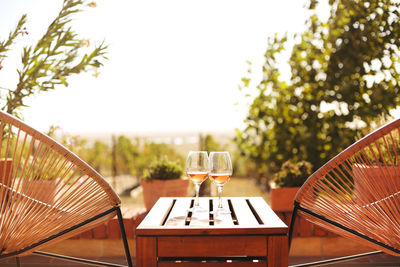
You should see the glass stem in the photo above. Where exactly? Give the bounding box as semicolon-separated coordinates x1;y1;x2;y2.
217;185;223;209
194;183;200;207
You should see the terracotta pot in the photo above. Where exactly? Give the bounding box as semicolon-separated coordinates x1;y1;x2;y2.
270;187;300;212
21;178;62;205
353;164;400;205
0;158;13;187
141;178;189;211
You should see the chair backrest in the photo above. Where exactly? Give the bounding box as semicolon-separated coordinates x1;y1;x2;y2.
295;118;400;256
0;110;120;257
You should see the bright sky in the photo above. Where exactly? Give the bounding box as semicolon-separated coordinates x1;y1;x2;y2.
0;0;313;134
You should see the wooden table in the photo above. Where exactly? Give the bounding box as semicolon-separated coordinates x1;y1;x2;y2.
136;197;288;267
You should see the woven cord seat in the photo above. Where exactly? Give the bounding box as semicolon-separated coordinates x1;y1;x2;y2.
0;110;132;266
289;118;400;265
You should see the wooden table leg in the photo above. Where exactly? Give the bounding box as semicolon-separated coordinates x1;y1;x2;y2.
268;235;288;267
136;236;157;267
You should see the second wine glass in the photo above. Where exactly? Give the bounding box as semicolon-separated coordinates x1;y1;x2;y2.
186;151;209;211
209;151;232;214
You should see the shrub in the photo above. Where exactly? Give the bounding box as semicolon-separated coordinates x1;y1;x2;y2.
143;158;183;181
273;161;313;188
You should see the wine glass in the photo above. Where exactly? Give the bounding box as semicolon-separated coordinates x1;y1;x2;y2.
186;151;209;211
209;151;232;214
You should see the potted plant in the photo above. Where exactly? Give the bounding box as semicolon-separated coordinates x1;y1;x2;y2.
21;132;83;204
270;160;313;212
351;118;400;204
352;145;400;205
21;161;64;205
141;158;189;211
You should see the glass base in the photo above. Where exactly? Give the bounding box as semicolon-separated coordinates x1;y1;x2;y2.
210;207;231;215
188;205;207;212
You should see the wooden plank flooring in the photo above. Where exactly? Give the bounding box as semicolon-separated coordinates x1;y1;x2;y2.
2;253;400;266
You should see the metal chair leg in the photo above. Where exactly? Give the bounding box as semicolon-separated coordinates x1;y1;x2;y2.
288;202;299;250
116;207;133;267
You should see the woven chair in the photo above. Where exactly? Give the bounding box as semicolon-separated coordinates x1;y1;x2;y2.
0;110;132;267
289;118;400;266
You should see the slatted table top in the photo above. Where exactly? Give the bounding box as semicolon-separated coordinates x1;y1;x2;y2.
136;197;288;236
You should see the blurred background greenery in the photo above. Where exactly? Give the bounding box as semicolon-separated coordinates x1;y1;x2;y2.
1;0;400;206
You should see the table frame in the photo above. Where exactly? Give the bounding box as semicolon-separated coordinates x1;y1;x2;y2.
136;197;288;267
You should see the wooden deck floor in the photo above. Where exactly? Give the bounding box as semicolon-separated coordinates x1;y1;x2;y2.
291;253;400;266
1;253;400;266
0;254;130;267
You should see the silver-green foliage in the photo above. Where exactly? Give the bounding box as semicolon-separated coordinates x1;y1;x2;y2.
0;0;107;117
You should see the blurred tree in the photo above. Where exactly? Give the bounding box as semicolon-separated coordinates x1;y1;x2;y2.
115;135;139;176
84;140;111;174
201;134;223;152
236;0;400;182
44;129;186;186
115;135;184;180
138;142;184;177
0;0;107;117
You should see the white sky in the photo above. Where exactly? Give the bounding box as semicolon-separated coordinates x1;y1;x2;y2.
0;0;313;134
